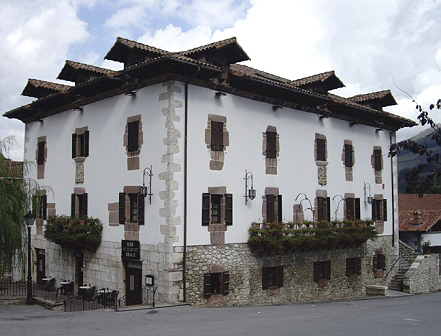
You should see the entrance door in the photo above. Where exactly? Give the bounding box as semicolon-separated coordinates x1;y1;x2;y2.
125;266;142;306
74;253;84;291
36;249;45;285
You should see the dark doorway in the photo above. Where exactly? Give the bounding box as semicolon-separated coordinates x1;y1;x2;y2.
36;249;45;285
74;252;84;291
125;263;142;306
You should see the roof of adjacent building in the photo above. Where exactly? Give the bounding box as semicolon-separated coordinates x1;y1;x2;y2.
3;37;416;131
399;194;441;232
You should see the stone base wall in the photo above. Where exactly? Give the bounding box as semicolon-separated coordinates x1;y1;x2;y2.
186;236;397;306
32;236;183;303
403;254;440;294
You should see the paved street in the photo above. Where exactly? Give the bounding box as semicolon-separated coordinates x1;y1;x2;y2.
1;292;441;336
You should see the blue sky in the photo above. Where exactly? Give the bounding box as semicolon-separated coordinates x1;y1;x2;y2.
1;0;441;160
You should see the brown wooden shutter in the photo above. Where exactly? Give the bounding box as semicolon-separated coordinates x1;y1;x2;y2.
81;193;87;217
203;274;212;298
379;255;386;270
222;271;230;295
71;194;76;217
317;197;325;222
326;197;331;222
84;131;89;157
211;121;223;151
266;131;277;158
313;262;319;282
262;267;269;289
127;121;139;152
355;198;361;220
383;199;387;221
277;266;284;288
372;200;377;221
225;194;233;226
72;133;77;158
42;195;47;220
346;198;355;220
266;194;275;223
374;149;382;171
346;258;352;277
317;138;326;161
326;260;331;280
277;195;283;223
373;255;378;272
344;144;353;167
137;193;145;225
202;193;210;226
119;192;126;224
357;257;361;275
37;141;45;165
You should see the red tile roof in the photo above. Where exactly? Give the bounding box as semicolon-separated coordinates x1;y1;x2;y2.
399;194;441;231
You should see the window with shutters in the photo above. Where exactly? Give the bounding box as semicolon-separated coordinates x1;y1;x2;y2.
37;141;45;165
119;191;145;225
315;134;327;185
316;138;326;161
211;121;223;151
124;115;143;170
342;141;355;181
263;126;279;175
372;198;387;221
203;271;229;298
202;193;233;226
373;255;386;271
206;115;229;171
262;266;283;289
373;149;382;171
71;193;87;218
344;144;353;167
265;194;283;223
36;136;46;179
127;121;139;152
346;257;361;277
345;197;360;220
314;260;331;282
372;146;383;184
72;127;89;158
266;131;277;159
316;196;330;222
33;195;47;220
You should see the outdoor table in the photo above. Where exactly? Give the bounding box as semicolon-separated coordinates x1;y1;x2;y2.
60;281;71;285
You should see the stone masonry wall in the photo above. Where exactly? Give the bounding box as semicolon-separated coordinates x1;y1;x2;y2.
403;254;440;294
186;236;396;306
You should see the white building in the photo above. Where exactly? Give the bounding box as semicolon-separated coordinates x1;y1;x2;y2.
4;37;415;306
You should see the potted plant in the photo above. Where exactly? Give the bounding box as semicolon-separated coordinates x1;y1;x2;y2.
422;240;431;254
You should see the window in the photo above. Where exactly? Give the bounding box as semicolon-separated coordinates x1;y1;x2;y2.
265;194;282;223
317;197;330;222
37;141;45;165
345;197;360;220
33;195;47;220
373;149;382;171
316;138;326;161
346;257;361;277
71;193;87;218
202;193;233;226
373;255;386;272
313;260;331;282
262;266;283;289
372;199;387;221
72;130;89;158
211;121;224;151
266;131;277;158
119;192;144;225
203;272;229;298
344;144;353;167
127;121;139;152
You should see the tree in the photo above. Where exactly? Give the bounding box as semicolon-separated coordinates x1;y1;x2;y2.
0;136;31;278
389;99;441;194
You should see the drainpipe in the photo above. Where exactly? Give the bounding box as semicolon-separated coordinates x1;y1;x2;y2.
183;67;200;302
390;131;396;247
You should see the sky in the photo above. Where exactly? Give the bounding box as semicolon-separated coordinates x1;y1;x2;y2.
1;0;441;160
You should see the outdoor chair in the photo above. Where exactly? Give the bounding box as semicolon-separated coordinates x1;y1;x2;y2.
60;281;74;296
44;278;56;292
84;286;96;301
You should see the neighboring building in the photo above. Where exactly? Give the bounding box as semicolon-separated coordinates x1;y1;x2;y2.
399;194;441;252
3;37;415;305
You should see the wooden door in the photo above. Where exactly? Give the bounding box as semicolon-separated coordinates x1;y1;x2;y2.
125;266;142;306
36;249;45;284
75;253;84;290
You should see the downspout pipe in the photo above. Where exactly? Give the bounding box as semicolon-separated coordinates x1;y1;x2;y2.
183;66;200;302
390;131;396;247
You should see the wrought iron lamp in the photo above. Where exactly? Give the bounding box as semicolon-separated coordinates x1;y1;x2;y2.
364;182;372;206
24;211;36;305
244;170;256;205
141;166;153;204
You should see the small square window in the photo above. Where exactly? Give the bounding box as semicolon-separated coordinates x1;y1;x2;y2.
346;257;361;277
203;271;229;298
313;260;331;282
262;266;283;289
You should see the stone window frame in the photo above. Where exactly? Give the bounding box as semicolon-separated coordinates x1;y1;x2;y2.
342;140;355;181
262;187;282;223
313;260;331;287
124;115;143;171
36;136;47;179
262;260;283;291
315;190;330;222
71;187;87;218
346;257;361;282
72;126;89;159
371;194;387;234
203;264;229;300
372;146;383;184
202;187;233;245
262;126;279;175
315;133;328;185
205;115;229;171
344;193;360;220
119;186;145;225
33;193;47;221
